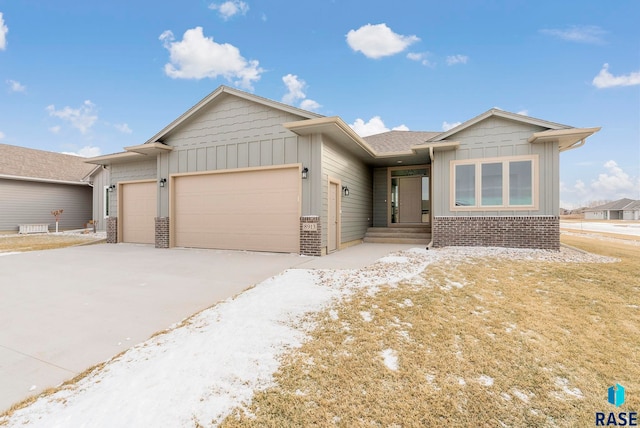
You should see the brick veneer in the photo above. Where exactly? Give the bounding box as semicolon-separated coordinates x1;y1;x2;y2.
432;216;560;250
300;216;322;256
106;217;117;243
155;217;170;249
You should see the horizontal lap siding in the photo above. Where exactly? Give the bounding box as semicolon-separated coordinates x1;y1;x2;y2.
0;179;92;231
158;95;313;218
322;138;373;245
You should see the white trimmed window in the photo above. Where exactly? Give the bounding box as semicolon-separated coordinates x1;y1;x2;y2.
451;155;538;210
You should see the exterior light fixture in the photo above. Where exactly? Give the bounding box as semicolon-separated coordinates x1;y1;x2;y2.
108;184;116;192
342;186;350;197
302;167;309;179
159;178;167;187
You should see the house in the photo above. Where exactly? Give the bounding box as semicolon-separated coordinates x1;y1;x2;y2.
86;85;599;254
0;143;103;232
585;198;640;220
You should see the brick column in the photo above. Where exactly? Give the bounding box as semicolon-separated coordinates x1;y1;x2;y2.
106;217;117;243
155;217;170;249
300;216;321;256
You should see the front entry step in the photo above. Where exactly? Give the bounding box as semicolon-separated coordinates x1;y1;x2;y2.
363;227;431;245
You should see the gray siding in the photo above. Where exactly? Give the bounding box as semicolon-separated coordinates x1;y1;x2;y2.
156;94;319;218
321;137;373;247
109;158;157;216
0;178;92;231
90;167;110;231
433;117;558;216
372;167;388;227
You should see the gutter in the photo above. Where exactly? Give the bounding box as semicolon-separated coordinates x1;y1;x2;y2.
0;174;92;186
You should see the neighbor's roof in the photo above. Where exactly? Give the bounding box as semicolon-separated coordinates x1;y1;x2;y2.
363;131;441;153
585;198;640;211
0;143;97;185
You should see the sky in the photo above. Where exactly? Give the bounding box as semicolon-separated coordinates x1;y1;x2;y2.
0;0;638;209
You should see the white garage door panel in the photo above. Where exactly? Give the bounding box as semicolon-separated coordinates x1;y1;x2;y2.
174;167;299;253
121;181;156;244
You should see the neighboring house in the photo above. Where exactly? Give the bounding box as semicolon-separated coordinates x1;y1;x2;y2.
585;198;640;220
87;85;599;254
0;143;102;232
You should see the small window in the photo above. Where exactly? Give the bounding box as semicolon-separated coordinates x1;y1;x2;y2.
451;155;537;210
103;186;110;218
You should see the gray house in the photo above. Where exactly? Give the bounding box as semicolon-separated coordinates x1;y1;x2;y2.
87;86;599;254
0;143;100;232
585;198;640;220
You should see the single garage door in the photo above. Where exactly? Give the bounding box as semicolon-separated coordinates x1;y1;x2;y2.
173;166;300;253
121;181;157;244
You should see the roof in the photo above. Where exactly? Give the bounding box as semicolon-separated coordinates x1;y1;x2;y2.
363;131;440;153
144;85;324;146
0;143;96;185
585;198;640;211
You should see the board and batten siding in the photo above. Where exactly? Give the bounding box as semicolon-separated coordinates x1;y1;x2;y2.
321;137;373;247
156;94;320;218
372;167;388;227
90;167;110;231
0;178;92;231
109;158;157;216
433;117;559;217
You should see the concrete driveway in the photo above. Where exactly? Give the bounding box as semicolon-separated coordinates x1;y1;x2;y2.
0;242;418;411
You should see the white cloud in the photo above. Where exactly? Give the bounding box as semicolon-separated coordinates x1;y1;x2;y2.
540;25;606;44
49;126;61;134
346;23;419;59
446;54;468;65
7;79;25;92
114;123;132;134
442;121;461;131
592;63;640;89
0;12;7;51
350;116;408;137
160;27;263;90
61;146;102;158
406;52;432;67
516;109;529;116
564;160;640;205
46;100;98;134
209;1;249;20
0;131;5;140
281;74;321;112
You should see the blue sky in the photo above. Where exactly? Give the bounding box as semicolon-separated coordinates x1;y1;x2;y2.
0;0;638;208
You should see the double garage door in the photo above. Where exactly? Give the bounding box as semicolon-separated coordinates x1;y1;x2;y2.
173;167;300;253
121;167;300;253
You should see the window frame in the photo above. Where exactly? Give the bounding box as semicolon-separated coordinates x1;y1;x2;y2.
450;154;538;211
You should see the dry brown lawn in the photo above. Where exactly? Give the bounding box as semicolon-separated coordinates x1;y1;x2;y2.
0;234;104;253
221;236;639;427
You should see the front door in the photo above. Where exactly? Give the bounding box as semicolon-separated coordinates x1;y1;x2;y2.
398;176;422;223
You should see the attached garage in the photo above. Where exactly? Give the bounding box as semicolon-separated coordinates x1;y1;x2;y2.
171;165;300;253
119;180;157;244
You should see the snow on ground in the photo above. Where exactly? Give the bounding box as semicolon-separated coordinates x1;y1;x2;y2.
561;221;640;237
0;245;615;427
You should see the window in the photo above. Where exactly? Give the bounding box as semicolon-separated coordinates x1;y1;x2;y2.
451;155;537;210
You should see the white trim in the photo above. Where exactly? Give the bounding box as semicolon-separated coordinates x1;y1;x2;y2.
449;154;539;212
0;173;92;187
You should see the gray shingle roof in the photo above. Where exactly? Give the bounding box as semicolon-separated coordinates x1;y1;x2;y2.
0;143;97;183
363;131;441;153
586;198;640;211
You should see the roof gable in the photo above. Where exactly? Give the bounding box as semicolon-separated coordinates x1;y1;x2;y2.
428;108;571;142
0;143;96;184
144;85;324;145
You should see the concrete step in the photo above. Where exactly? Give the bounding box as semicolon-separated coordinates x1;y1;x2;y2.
363;237;431;245
365;232;431;239
366;227;431;234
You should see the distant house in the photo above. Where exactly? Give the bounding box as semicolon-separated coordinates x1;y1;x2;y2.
585;198;640;220
87;85;599;254
0;143;108;232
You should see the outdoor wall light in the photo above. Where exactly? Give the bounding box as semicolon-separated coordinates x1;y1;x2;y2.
159;178;167;187
108;184;116;192
301;167;309;179
342;186;350;197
